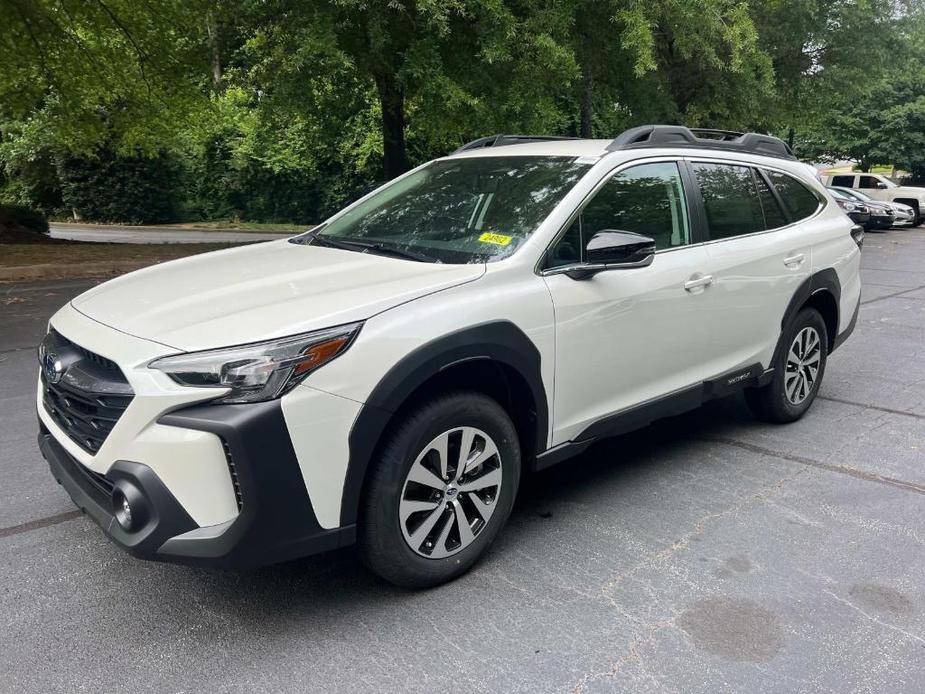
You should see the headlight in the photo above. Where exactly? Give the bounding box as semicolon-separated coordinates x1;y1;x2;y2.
842;202;857;212
149;323;362;404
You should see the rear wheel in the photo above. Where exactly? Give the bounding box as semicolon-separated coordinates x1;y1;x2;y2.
359;392;520;588
746;308;828;423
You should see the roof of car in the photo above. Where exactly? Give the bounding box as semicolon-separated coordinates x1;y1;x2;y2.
449;139;614;158
448;126;799;162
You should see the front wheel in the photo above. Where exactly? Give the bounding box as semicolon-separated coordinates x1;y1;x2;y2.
908;201;921;226
745;308;828;423
358;392;521;588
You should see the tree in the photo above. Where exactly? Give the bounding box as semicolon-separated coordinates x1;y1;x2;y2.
2;0;924;223
0;0;207;153
792;2;925;168
751;0;910;148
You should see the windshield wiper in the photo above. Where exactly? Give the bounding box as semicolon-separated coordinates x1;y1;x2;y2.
305;233;361;252
308;233;435;263
354;242;436;263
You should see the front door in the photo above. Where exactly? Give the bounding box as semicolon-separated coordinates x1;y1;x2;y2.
542;160;714;445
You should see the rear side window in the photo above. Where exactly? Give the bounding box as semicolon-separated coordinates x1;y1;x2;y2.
754;175;788;229
766;171;821;221
692;163;765;239
831;175;855;187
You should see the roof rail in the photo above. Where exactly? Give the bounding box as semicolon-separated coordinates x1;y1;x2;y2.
606;125;796;161
452;134;581;155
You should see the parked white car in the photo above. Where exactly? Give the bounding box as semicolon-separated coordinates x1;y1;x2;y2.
824;172;925;225
38;126;862;587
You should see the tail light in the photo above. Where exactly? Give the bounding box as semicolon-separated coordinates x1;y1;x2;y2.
850;224;864;249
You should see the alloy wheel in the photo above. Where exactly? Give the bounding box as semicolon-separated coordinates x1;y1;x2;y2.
398;426;503;559
785;326;822;405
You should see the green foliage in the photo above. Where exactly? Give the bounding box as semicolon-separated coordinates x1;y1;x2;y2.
0;0;923;224
795;6;925;169
58;149;179;224
0;204;50;235
0;149;62;214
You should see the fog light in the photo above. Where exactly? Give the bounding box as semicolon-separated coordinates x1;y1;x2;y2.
113;490;134;530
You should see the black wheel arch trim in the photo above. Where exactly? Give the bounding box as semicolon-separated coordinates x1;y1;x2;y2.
774;268;841;364
340;320;548;527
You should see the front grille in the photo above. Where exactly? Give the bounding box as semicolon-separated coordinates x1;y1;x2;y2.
71;343;120;372
40;330;134;454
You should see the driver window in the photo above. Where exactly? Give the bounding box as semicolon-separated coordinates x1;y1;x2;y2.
859;175;881;189
547;162;690;268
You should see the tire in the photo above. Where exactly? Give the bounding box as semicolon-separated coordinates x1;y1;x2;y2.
358;391;521;588
745;308;828;423
898;200;922;226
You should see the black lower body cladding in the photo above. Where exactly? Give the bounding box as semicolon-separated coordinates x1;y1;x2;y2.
38;400;355;568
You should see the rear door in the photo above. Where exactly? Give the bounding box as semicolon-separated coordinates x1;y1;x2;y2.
689;160;818;377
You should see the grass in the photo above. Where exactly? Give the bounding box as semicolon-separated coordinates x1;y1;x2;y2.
0;241;256;281
0;242;243;266
184;220;312;232
821;164;906;178
48;219;311;233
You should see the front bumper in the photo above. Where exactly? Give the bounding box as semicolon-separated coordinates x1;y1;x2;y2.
39;399;356;568
866;213;895;230
848;211;871;226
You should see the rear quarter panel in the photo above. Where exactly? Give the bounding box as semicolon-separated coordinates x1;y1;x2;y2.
810;206;862;334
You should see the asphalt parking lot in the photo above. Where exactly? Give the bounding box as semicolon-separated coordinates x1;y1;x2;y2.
1;230;924;693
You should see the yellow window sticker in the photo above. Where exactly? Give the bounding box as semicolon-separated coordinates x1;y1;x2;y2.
478;232;513;246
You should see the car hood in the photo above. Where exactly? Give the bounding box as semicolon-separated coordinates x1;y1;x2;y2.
71;240;485;351
892;186;925;197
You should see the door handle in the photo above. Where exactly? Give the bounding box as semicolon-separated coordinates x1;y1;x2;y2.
684;274;714;292
783;253;805;267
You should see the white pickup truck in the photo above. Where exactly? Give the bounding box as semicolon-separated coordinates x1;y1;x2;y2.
824;172;925;225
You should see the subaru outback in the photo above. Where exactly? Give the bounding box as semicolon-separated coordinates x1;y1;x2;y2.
37;125;862;587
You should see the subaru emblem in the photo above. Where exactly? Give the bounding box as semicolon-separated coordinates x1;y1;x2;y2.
44;352;64;384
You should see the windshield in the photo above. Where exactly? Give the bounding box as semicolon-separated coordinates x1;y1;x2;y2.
845;189;872;202
832;188;868;202
302;156;590;264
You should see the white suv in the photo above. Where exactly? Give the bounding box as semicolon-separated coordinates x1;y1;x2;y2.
824;172;925;225
37;126;862;587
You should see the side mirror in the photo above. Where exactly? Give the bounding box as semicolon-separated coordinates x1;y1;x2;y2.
586;230;656;265
877;182;888;189
550;230;655;280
